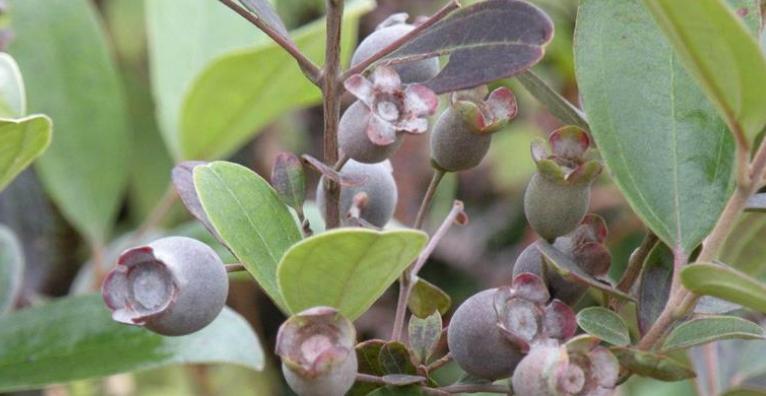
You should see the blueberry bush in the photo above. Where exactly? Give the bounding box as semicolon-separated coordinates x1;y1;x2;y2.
0;0;765;395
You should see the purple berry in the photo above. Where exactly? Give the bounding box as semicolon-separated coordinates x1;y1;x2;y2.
102;236;228;336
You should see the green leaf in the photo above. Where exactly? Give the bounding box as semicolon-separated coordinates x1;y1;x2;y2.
722;213;766;280
146;0;259;158
516;70;589;131
9;0;131;243
378;341;417;375
408;311;442;364
638;242;674;334
0;115;52;192
0;53;26;117
662;316;765;352
576;307;631;346
270;152;306;214
0;225;23;315
681;263;766;313
278;228;427;320
407;277;452;319
642;0;766;141
537;240;635;301
574;0;738;254
611;347;696;381
367;386;423;396
179;0;373;160
0;295;263;392
194;161;301;312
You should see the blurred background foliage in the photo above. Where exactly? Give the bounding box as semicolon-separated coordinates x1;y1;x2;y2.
0;0;763;395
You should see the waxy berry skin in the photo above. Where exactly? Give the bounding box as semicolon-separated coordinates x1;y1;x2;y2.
316;160;398;228
101;236;228;336
513;241;587;306
524;172;590;241
430;107;492;172
339;100;404;164
447;288;524;380
351;23;439;84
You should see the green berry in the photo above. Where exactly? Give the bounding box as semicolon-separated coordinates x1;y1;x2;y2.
447;289;524;380
512;241;587;306
339;101;404;163
430;106;492;172
316;160;398;227
524;172;590;241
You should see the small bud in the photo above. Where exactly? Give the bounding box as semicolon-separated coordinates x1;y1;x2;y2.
530;126;602;186
102;237;228;336
277;307;358;396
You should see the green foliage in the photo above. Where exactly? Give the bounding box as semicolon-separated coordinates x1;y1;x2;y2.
0;115;52;192
643;0;766;141
277;228;427;320
408;278;452;319
516;70;589;130
408;311;442;364
0;295;263;392
611;347;696;381
722;213;766;280
194;161;302;312
576;307;631;346
662;316;765;352
638;242;673;334
574;0;740;254
9;0;131;244
179;0;373;160
681;263;766;313
0;225;23;315
0;54;26;117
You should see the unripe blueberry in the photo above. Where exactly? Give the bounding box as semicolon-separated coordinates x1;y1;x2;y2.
277;307;358;396
447;288;525;380
513;241;587;306
350;15;439;83
511;341;566;396
339;101;404;163
102;236;228;336
430;86;518;172
524;172;590;241
316;160;398;228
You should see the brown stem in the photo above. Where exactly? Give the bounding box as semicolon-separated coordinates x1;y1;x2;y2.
321;0;344;229
355;373;388;385
217;0;321;84
334;152;350;171
426;352;452;372
424;384;509;395
392;201;465;341
225;263;246;273
414;169;447;230
340;0;460;80
616;231;659;293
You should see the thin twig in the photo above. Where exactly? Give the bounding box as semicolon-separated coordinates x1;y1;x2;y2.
426;352;452;372
225;263;246;273
616;231;658;293
321;0;345;229
340;0;461;80
334;152;350;171
392;201;466;341
424;383;509;395
217;0;321;84
355;373;387;385
414;169;447;230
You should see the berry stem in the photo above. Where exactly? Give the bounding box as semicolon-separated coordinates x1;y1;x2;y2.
340;0;461;80
217;0;321;84
638;136;766;350
321;0;345;229
225;263;246;273
414;169;447;230
422;384;509;395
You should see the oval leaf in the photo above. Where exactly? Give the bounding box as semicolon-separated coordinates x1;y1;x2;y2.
642;0;766;141
9;0;131;243
0;295;263;392
271;152;306;213
0;225;23;315
576;307;631;346
194;161;302;312
611;347;696;381
407;277;452;319
277;228;427;320
638;243;674;334
179;0;373;160
681;263;766;313
574;0;737;254
721;213;766;280
516;70;590;131
0;115;52;192
0;53;25;117
378;341;417;375
538;240;635;301
408;311;442;364
388;0;554;94
662;316;765;352
238;0;291;39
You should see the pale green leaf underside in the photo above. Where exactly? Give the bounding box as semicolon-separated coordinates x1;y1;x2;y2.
278;228;427;320
194;161;302;312
643;0;766;141
9;0;131;243
574;0;746;253
682;263;766;313
179;0;374;160
0;53;26;118
0;115;52;192
721;213;766;281
0;225;24;315
0;295;263;392
576;306;631;346
662;316;765;352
